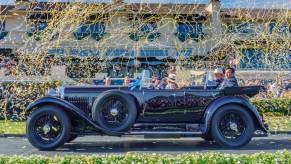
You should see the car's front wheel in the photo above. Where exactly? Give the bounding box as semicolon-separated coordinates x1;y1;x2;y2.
211;104;254;148
26;106;71;150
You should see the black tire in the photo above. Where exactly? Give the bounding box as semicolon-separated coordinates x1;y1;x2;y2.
67;134;78;142
26;106;71;150
211;104;254;148
92;91;137;132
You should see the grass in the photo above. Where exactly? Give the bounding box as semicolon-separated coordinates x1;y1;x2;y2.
0;117;290;135
0;120;25;135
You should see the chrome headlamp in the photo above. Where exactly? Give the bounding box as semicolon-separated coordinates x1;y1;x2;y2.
47;86;64;98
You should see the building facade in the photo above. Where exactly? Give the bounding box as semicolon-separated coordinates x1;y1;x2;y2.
0;0;290;81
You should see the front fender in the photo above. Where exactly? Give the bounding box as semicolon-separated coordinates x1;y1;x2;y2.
27;96;77;113
26;96;121;136
202;96;268;134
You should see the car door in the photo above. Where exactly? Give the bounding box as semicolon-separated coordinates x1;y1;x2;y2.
138;89;186;123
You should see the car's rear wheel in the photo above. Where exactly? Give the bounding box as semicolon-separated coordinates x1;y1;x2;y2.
211;104;254;148
92;91;137;132
26;106;71;150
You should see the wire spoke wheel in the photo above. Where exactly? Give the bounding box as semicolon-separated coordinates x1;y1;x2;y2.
99;96;129;129
33;113;63;144
211;105;255;148
218;112;246;140
27;106;71;150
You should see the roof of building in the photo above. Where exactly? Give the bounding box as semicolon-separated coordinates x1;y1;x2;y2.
0;0;290;21
1;0;290;9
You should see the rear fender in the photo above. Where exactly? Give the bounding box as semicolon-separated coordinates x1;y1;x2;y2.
202;96;268;134
26;96;121;136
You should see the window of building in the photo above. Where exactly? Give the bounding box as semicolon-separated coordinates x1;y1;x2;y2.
277;24;289;35
73;24;90;40
268;21;276;34
227;22;255;35
70;48;100;57
140;49;168;57
239;49;290;70
175;22;204;42
239;49;265;69
268;22;290;35
129;23;161;42
0;20;8;40
27;21;48;40
48;48;100;57
106;49;134;57
128;14;161;42
176;49;192;58
73;22;106;41
48;48;65;55
266;52;291;70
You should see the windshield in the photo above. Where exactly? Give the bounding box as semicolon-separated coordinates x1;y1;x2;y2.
191;71;218;88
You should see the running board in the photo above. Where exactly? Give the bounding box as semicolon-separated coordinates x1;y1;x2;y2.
132;123;202;132
125;131;203;138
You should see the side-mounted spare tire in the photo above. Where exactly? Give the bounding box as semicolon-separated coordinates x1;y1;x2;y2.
92;90;137;132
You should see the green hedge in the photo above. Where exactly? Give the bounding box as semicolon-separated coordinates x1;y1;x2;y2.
251;98;291;116
0;81;290;120
0;81;61;120
0;151;290;163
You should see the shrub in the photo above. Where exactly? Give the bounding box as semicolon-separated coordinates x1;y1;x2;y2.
251;98;291;116
0;81;61;120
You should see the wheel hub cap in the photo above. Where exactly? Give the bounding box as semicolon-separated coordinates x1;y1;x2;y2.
229;122;238;132
110;108;118;116
43;124;51;134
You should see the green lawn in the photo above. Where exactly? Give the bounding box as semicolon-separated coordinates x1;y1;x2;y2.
0;120;25;134
0;117;290;134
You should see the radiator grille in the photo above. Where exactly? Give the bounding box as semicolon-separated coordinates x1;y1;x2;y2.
65;97;94;117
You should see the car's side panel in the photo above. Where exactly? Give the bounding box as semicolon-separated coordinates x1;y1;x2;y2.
202;96;268;133
133;89;222;123
26;96;122;135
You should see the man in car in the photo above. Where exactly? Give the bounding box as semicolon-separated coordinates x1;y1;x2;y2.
213;68;224;88
158;78;167;89
148;76;161;89
218;67;238;89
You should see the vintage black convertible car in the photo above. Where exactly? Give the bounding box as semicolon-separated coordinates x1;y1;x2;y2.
26;77;268;150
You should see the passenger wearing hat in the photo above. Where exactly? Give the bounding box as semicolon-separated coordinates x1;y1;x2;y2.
165;73;178;89
213;67;225;88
